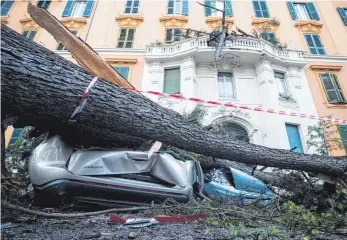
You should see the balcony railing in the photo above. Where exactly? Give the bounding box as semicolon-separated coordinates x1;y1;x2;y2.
146;36;304;60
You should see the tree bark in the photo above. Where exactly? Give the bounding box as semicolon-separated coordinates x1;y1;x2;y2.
1;25;347;176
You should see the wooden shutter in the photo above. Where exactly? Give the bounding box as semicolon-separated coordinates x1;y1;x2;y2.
338;8;347;25
182;0;188;15
167;0;174;14
163;68;180;94
113;67;129;80
83;0;94;17
331;74;346;102
306;2;319;20
253;1;262;18
225;0;233;17
285;124;304;153
62;0;74;17
319;73;340;103
165;29;173;43
1;0;14;16
133;0;139;13
304;34;325;55
337;125;347;154
286;1;297;20
204;0;211;16
37;1;51;10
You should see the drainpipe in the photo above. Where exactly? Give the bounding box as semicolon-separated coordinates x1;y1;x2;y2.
84;0;99;43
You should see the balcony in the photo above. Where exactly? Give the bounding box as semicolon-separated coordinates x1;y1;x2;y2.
146;36;306;66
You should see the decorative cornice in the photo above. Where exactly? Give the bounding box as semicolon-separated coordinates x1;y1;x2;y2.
251;17;280;32
19;17;39;28
159;15;188;27
310;65;342;71
115;15;144;27
205;16;234;30
294;20;323;34
60;17;87;29
105;58;138;65
0;16;9;25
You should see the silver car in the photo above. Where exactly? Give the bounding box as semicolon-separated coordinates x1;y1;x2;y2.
29;135;204;207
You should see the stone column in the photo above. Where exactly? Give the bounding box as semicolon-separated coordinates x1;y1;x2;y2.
180;56;196;97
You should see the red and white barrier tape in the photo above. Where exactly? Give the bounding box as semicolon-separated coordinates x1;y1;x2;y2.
126;88;347;124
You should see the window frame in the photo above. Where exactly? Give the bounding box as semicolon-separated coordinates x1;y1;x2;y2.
1;0;14;16
70;0;88;18
37;0;52;10
165;28;182;44
304;34;326;55
217;72;235;99
293;3;310;20
319;73;346;105
124;0;139;14
56;30;78;50
260;32;277;45
112;66;130;81
337;125;347;154
117;28;136;48
167;0;188;15
163;67;181;94
22;29;38;41
252;0;270;18
274;71;290;98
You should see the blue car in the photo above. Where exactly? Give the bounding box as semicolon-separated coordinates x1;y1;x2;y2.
203;167;274;205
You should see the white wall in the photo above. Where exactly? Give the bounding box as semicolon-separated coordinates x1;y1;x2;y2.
143;55;319;154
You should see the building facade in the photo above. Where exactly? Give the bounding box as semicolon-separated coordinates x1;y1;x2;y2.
1;0;347;155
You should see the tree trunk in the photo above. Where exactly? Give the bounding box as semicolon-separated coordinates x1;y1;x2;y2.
1;25;347;176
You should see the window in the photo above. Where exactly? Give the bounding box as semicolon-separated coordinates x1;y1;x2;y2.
218;72;234;99
213;122;249;142
260;32;277;45
1;0;14;16
8;128;23;145
165;28;182;44
167;0;188;15
22;30;37;41
205;0;233;17
113;67;130;80
252;0;270;18
304;34;325;55
125;0;139;14
337;7;347;25
274;72;289;98
62;0;94;18
117;28;135;48
285;124;303;153
337;125;347;154
287;2;319;21
163;68;180;94
37;1;52;10
57;30;78;50
319;73;346;104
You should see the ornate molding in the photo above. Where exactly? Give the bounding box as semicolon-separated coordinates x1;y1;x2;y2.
251;17;280;32
105;58;138;65
115;15;144;27
310;65;342;71
60;17;87;29
19;17;39;28
294;20;323;34
205;16;234;30
0;16;9;25
159;15;188;27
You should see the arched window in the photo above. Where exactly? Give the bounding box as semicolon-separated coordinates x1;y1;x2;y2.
213;122;249;142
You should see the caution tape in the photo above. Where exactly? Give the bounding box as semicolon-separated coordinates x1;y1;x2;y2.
126;88;347;124
69;76;98;123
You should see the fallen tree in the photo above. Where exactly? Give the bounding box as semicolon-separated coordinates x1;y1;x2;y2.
1;25;347;176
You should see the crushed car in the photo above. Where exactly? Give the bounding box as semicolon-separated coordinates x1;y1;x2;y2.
29;135;273;207
203;168;274;205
